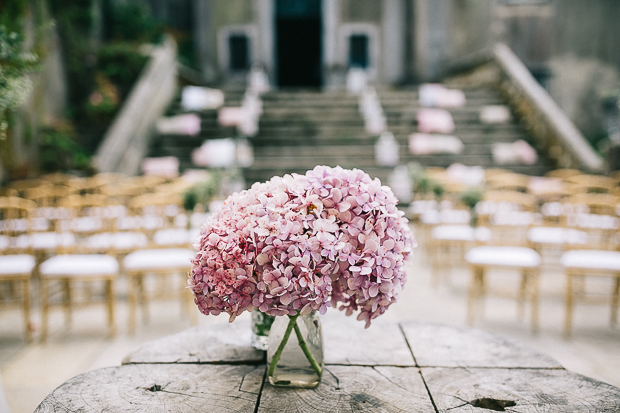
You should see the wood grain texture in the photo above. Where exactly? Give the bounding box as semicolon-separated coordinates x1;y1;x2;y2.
35;364;264;413
422;366;620;412
322;311;415;366
401;321;561;368
258;365;434;412
122;319;264;364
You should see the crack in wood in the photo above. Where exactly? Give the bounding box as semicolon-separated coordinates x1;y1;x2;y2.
238;366;261;395
371;367;411;393
399;323;439;413
253;364;267;413
324;367;341;390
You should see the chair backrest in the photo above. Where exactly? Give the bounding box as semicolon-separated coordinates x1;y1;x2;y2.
39;172;79;185
0;197;36;255
565;174;615;194
477;190;538;219
563;193;620;249
565;193;619;215
100;181;146;204
7;179;53;197
544;168;582;180
486;172;530;193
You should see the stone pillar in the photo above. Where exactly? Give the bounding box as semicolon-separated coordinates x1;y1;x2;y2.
194;0;217;83
382;0;405;85
323;0;340;89
414;0;450;81
256;0;275;85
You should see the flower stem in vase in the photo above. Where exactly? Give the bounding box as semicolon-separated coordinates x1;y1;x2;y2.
293;320;322;376
267;314;299;378
267;312;324;388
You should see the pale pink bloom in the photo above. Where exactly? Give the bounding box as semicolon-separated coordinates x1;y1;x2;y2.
189;166;415;327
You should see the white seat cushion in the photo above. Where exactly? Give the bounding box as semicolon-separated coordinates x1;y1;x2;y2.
0;255;36;275
40;254;119;277
465;246;541;268
123;248;195;271
30;232;76;250
153;228;192;246
561;250;620;272
432;225;491;242
527;227;587;245
432;225;475;241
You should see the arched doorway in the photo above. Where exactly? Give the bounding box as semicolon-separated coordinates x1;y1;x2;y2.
275;0;322;88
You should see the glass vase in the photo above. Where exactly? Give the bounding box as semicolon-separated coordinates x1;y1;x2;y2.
251;310;275;350
267;311;323;388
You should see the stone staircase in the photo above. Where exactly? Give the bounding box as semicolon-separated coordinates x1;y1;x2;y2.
245;86;553;184
147;85;555;185
246;90;376;183
146;87;245;171
379;87;553;175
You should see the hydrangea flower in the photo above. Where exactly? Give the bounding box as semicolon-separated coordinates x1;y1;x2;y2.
188;165;415;328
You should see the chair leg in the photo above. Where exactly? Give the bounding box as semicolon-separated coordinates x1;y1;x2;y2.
467;266;483;325
139;274;149;324
128;274;137;335
41;278;49;343
106;279;116;338
22;277;32;343
611;275;620;327
518;271;527;321
564;273;574;339
529;270;540;334
62;279;72;327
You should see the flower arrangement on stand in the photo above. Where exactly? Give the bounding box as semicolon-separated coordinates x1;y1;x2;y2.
189;165;415;388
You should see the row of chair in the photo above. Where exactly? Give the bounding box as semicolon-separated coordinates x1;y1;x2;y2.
0;173;210;343
417;167;620;209
419;197;619;337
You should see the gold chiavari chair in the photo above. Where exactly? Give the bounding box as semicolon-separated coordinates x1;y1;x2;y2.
545;168;582;180
38;194;120;341
0;196;37;342
565;174;616;194
121;192;196;333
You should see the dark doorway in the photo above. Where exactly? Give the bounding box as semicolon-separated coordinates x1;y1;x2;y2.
349;34;369;69
276;0;322;88
229;34;250;71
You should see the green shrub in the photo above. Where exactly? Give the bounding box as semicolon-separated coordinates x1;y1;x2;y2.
97;42;148;99
39;124;91;173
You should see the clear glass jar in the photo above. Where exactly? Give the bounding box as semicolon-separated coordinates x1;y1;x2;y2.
266;311;323;388
251;310;275;350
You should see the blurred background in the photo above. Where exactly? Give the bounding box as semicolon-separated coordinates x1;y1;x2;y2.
1;0;620;412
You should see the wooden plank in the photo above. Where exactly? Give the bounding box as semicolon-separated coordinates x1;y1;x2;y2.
35;364;265;413
400;321;561;368
322;311;415;366
258;366;434;412
422;367;620;412
122;320;264;364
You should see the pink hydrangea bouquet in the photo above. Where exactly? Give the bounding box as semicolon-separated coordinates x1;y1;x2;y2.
189;165;415;383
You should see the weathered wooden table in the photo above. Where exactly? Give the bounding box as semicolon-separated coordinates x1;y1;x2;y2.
36;312;620;412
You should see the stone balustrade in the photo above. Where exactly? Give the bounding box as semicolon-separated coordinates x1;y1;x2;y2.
493;43;605;173
94;36;178;175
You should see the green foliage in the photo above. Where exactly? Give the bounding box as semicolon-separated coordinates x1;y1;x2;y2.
84;73;119;121
0;25;39;139
105;0;163;44
432;181;445;200
97;42;148;99
459;188;485;210
252;312;276;337
0;0;29;32
39;124;91;173
183;172;223;211
48;0;97;117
